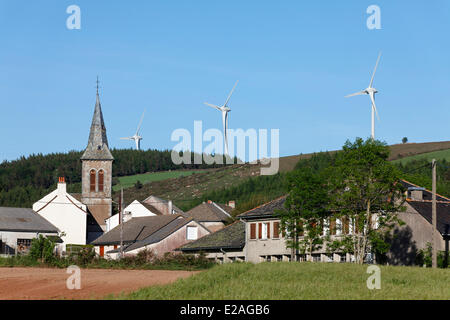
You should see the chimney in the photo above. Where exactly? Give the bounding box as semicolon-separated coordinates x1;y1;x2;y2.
228;200;236;209
168;200;173;215
57;177;66;195
408;187;424;201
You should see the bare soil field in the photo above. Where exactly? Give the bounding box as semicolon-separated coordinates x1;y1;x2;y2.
0;267;198;300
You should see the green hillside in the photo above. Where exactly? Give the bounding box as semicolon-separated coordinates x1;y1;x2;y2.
113;170;207;191
393;148;450;165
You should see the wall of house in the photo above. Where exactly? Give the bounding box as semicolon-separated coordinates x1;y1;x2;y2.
201;221;225;233
105;200;156;232
33;183;87;250
0;231;57;255
245;218;291;263
204;250;246;263
387;203;446;265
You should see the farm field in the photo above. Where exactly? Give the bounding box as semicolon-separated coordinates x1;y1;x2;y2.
122;262;450;300
113;170;207;191
0;267;198;300
392;148;450;165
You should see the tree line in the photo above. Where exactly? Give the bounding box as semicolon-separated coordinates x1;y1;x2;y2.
0;149;229;207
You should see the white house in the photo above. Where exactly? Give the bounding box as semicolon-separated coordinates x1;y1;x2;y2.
105;200;160;232
32;177;88;252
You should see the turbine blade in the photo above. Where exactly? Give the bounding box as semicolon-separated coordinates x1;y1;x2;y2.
369;52;382;88
224;80;239;107
369;92;380;121
120;137;134;140
136;109;146;135
204;102;221;110
345;91;366;98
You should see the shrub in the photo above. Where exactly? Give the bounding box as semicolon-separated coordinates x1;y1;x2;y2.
29;235;56;263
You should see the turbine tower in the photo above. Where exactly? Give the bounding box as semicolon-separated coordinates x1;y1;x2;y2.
345;52;382;140
204;80;238;156
120;109;145;150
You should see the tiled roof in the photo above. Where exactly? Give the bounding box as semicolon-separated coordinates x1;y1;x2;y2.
0;207;59;233
81;92;114;161
186;202;231;222
180;221;245;251
122;217;195;252
91;214;182;245
238;196;287;219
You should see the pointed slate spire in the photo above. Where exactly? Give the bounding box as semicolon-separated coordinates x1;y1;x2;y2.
81;81;114;161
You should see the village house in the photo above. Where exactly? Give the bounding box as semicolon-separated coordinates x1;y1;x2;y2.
91;214;210;259
180;180;450;265
185;200;233;232
0;207;60;256
105;199;162;232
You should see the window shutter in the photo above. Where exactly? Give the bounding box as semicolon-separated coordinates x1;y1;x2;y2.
330;218;336;235
267;223;271;239
250;223;256;239
258;223;262;239
343;217;349;234
298;221;304;237
273;222;280;238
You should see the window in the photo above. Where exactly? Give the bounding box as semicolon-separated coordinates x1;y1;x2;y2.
261;222;270;239
17;239;32;254
273;221;280;238
342;217;349;234
330;218;336;235
312;254;321;262
186;226;198;240
90;169;96;192
98;169;104;192
340;254;347;263
250;223;256;240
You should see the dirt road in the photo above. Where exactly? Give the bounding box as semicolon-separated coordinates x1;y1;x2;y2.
0;267;198;299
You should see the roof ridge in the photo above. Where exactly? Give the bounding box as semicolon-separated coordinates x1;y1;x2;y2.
238;195;287;217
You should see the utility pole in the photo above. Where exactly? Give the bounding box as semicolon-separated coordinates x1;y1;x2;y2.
120;188;124;259
432;159;437;268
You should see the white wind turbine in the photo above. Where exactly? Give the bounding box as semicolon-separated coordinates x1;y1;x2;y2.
345;52;382;140
204;80;239;156
120;109;146;150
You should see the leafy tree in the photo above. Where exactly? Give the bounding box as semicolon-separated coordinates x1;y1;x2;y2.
276;168;330;261
327;138;406;264
402;137;408;144
134;180;143;189
29;235;56;263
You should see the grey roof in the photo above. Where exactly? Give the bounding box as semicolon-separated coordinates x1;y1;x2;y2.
91;214;183;246
0;207;59;233
81;92;114;161
186;202;232;222
408;201;450;236
122;217;195;252
401;180;450;202
238;196;287;219
180;221;245;252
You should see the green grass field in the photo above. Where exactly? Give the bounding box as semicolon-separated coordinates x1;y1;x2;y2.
113;170;206;191
393;149;450;165
119;262;450;300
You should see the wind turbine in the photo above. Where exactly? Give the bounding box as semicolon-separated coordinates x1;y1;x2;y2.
345;52;382;140
120;110;145;150
204;80;239;156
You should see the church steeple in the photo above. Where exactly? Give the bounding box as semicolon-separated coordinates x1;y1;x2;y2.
81;79;114;161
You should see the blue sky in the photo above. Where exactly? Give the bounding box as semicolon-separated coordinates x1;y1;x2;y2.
0;1;449;162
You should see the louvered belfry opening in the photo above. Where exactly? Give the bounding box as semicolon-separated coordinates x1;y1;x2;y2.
98;169;104;192
90;169;96;192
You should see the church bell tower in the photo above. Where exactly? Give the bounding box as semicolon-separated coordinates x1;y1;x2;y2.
81;79;114;231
